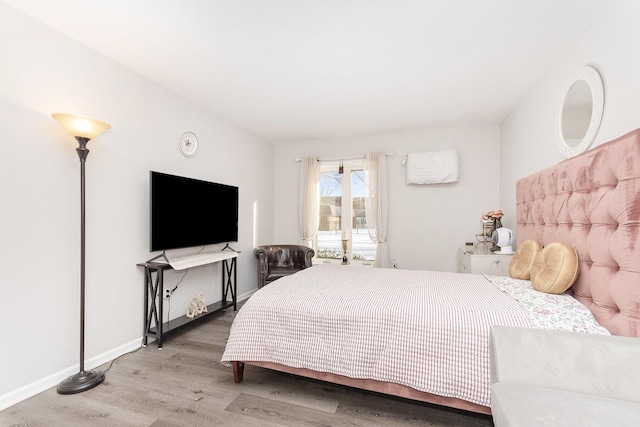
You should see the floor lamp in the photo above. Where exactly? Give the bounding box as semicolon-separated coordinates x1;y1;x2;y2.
52;113;111;395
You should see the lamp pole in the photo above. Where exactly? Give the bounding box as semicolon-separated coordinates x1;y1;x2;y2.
52;113;110;395
77;137;89;375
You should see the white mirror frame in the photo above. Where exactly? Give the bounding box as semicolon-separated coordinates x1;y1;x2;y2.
554;65;604;158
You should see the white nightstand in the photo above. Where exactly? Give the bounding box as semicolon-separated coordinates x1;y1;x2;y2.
458;247;514;276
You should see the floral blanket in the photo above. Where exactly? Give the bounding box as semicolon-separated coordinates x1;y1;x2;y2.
484;275;610;335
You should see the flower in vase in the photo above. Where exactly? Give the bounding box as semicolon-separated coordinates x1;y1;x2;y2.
482;210;504;221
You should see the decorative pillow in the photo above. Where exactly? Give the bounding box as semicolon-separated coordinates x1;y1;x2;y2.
529;242;580;294
509;239;543;279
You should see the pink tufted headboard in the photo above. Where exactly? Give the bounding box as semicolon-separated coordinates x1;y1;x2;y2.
516;128;640;337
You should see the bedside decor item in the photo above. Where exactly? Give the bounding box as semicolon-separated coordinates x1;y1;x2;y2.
476;210;503;252
482;210;504;251
482;210;504;231
52;112;111;395
464;241;475;254
555;65;604;158
492;227;514;254
475;221;493;253
179;131;198;157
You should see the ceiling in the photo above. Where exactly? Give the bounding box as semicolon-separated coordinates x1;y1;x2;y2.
3;0;608;143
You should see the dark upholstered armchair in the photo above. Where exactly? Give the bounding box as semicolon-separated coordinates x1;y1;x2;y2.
254;244;315;288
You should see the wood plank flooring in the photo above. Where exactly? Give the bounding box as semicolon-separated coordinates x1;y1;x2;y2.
0;301;494;426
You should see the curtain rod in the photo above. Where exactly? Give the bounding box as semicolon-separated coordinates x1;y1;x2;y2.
295;153;393;162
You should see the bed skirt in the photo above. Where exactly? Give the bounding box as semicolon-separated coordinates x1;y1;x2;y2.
232;360;491;415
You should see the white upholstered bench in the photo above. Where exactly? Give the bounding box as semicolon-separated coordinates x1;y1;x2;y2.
489;326;640;427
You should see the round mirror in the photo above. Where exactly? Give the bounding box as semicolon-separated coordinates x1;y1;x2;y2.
555;66;604;158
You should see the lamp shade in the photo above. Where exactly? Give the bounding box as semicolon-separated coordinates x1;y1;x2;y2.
52;113;111;140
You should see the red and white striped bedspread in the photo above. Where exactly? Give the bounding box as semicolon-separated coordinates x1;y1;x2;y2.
222;264;536;407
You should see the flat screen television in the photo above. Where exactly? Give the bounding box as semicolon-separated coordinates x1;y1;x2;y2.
149;171;238;252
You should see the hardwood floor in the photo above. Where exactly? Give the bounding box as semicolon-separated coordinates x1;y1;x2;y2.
0;302;494;426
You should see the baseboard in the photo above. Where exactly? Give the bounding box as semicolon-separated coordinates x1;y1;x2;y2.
237;289;256;303
0;337;141;411
0;291;255;412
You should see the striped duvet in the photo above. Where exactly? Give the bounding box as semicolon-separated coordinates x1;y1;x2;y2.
221;264;600;407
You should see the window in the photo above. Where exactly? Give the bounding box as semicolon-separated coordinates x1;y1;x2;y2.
316;160;376;263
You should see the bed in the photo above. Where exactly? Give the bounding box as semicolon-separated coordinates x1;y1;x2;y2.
221;127;640;415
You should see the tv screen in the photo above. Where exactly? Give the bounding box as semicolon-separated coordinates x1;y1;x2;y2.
150;171;238;252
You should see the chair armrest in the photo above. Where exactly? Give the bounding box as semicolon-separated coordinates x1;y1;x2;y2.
490;326;640;403
254;248;269;288
300;246;315;268
254;248;268;273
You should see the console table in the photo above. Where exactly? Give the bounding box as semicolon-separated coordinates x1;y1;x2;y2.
137;252;238;349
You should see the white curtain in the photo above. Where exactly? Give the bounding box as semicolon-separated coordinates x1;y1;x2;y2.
299;156;320;247
364;152;390;268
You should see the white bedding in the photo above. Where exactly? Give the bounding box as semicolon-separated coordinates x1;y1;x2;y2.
221;265;607;407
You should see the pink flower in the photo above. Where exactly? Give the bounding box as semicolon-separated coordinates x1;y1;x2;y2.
482;210;504;221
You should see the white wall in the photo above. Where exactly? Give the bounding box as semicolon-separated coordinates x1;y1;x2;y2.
500;0;640;240
0;4;274;409
273;125;501;272
6;0;639;412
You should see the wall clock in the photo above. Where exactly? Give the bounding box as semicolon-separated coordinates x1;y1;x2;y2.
179;131;199;157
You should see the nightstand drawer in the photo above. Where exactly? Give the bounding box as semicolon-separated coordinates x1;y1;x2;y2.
458;247;513;276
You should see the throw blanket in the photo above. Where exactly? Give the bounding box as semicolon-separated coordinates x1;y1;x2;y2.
222;265;535;407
